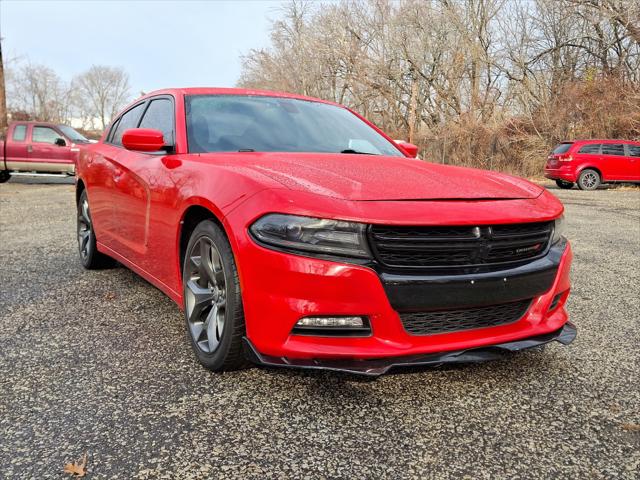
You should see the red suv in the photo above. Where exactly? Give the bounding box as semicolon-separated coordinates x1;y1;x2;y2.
544;139;640;190
75;88;575;376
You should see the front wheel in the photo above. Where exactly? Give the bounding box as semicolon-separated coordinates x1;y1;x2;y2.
577;169;601;190
555;179;574;189
182;220;249;371
0;170;10;183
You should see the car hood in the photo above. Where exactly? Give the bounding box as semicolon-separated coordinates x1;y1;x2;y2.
208;152;543;201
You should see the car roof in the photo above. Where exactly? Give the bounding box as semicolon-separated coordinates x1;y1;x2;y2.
564;139;639;145
138;87;342;107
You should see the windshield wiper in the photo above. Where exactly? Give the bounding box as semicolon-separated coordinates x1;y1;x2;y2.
238;148;255;152
340;149;376;155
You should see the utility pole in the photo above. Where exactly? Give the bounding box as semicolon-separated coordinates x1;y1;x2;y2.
0;39;7;135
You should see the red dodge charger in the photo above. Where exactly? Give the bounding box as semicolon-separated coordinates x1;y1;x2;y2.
76;88;575;376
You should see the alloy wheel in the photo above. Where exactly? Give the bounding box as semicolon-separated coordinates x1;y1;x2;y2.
185;237;227;354
581;172;598;189
78;198;92;259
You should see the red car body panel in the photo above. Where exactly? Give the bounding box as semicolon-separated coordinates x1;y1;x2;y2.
77;88;573;364
1;121;81;174
544;139;640;183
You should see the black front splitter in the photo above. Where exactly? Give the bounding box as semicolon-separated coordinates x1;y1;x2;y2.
243;322;577;377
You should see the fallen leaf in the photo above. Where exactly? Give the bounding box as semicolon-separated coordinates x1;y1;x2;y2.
621;423;640;432
104;292;117;300
63;452;87;477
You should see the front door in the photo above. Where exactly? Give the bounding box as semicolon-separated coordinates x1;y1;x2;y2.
28;125;73;171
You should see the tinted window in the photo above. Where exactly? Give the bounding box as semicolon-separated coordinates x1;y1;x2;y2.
629;145;640;158
552;143;573;154
578;144;600;154
139;98;175;145
111;103;145;146
185;95;403;156
13;125;27;141
602;144;625;156
32;127;61;144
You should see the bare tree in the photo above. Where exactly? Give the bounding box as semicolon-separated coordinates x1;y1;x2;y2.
73;65;131;130
7;63;72;123
0;40;7;134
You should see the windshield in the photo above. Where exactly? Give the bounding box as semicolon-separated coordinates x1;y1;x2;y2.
58;125;89;143
185;95;404;156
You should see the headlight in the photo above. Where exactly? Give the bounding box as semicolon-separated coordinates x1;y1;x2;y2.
552;215;566;244
250;214;372;258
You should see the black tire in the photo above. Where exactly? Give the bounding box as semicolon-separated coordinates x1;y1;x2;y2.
555;179;574;189
577;169;601;190
77;190;115;269
0;170;10;183
182;220;250;371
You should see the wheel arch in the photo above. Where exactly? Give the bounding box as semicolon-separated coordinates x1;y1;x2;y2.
76;178;86;205
177;202;232;282
578;165;602;180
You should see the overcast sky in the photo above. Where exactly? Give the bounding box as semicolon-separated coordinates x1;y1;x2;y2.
0;0;284;95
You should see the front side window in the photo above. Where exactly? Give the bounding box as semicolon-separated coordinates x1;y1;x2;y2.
185;95;404;156
629;145;640;158
578;144;601;154
13;125;27;141
110;103;146;146
139;98;175;145
32;126;62;144
602;144;624;156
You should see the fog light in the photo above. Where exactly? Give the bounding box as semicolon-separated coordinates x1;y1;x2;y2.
292;316;371;336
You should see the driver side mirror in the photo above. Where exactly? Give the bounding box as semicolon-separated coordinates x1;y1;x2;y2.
395;140;419;158
122;128;165;152
55;137;66;147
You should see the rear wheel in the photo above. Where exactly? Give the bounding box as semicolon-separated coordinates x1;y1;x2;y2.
77;190;114;269
0;170;10;183
555;180;574;189
577;169;601;190
182;220;249;371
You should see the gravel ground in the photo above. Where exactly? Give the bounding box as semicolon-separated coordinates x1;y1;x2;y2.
1;176;639;479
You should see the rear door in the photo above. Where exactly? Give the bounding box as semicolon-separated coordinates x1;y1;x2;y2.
4;124;29;170
28;125;73;169
600;143;628;181
625;144;640;181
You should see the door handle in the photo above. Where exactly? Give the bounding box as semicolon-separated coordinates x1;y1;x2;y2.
27;145;33;153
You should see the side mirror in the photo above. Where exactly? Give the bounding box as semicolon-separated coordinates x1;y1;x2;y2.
55;138;67;147
395;140;419;158
122;128;165;152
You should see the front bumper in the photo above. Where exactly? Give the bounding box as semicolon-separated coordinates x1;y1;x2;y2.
243;322;576;376
234;224;573;361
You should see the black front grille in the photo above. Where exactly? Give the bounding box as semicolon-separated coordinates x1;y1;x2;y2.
399;299;532;335
369;221;553;271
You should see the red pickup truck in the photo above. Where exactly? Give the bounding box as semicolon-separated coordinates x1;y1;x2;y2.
0;121;91;183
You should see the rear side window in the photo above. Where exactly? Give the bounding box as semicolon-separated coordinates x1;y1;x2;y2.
552;143;572;154
13;125;27;141
629;145;640;158
139;98;175;145
578;144;601;154
32;126;61;144
110;103;145;146
602;144;625;156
